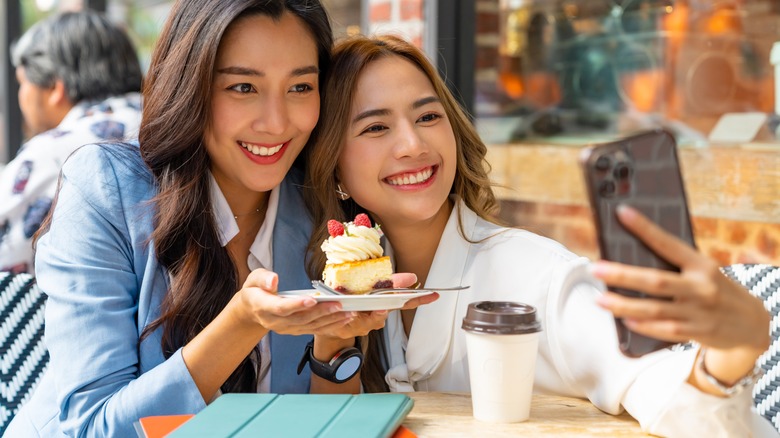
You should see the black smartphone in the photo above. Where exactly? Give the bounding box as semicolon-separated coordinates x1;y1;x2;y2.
580;129;696;357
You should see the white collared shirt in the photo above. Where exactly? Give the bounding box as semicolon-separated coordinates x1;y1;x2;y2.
0;92;142;273
383;198;774;437
209;173;279;393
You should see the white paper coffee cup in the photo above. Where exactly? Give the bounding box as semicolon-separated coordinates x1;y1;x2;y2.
462;301;542;423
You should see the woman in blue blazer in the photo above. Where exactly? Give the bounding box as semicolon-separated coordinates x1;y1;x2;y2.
6;1;411;436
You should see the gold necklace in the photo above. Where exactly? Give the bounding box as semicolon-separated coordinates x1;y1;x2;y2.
233;207;262;220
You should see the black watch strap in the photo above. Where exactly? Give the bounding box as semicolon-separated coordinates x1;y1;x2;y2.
296;338;364;384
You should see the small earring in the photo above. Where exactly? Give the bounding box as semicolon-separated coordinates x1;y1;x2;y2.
336;183;350;201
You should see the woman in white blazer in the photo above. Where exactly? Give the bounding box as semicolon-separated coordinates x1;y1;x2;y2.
305;35;776;437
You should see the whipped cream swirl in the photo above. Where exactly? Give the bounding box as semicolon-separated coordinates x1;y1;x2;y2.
321;223;383;264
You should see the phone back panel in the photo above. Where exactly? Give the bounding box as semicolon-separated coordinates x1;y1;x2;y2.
580;129;695;356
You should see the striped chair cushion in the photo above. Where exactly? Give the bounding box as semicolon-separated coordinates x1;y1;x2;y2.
721;263;780;431
0;272;48;435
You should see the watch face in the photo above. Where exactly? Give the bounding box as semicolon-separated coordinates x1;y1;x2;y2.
335;355;363;382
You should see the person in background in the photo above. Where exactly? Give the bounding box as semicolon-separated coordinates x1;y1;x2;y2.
0;10;143;274
5;1;433;436
305;34;774;436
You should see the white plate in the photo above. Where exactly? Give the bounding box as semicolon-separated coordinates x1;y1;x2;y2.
278;289;434;312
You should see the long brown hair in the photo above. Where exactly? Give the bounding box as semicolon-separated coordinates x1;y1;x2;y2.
139;0;332;394
304;35;498;392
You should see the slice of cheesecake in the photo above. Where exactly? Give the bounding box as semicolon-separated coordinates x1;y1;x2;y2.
322;256;393;295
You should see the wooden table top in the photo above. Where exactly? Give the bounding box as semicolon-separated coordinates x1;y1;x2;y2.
402;392;649;437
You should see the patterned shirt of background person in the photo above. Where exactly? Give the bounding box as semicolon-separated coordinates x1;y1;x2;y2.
0;10;143;273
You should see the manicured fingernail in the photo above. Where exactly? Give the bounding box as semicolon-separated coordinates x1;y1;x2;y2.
265;274;276;289
595;293;611;307
588;262;608;277
302;298;316;307
616;204;635;218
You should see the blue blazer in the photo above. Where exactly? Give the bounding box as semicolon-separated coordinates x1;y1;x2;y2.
6;143;314;437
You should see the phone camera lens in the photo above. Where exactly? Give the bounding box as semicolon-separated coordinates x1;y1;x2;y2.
613;162;632;180
595;156;611;171
598;180;616;197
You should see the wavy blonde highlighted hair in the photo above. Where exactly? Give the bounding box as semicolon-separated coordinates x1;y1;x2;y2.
306;34;500;277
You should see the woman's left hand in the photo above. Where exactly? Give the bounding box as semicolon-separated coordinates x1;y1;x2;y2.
393;272;440;310
317;272;436;340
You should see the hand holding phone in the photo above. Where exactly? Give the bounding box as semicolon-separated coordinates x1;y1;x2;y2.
580;129;696;357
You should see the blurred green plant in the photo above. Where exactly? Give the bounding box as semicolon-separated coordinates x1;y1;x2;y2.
21;0;53;31
125;3;167;72
18;0;169;73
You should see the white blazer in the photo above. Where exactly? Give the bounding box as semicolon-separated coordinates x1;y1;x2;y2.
384;199;776;437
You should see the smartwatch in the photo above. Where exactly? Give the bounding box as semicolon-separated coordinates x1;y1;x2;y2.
296;338;364;384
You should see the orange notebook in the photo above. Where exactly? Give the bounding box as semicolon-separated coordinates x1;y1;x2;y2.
134;414;193;438
391;425;418;438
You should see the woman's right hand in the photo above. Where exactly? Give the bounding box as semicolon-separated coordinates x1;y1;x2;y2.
184;268;351;401
235;268;355;335
591;206;769;395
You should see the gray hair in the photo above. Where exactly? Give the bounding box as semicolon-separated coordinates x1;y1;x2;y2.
11;10;142;103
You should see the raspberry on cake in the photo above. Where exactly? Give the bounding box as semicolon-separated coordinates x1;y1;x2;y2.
320;214;393;294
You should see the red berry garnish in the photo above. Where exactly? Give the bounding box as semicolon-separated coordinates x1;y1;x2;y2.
327;219;344;237
354;213;371;228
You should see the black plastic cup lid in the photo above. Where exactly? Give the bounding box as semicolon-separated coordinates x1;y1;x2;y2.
461;301;542;335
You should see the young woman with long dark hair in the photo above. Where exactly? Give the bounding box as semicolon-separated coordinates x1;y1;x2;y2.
6;1;415;436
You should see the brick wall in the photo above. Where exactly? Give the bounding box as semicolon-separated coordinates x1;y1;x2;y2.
368;0;780;269
474;0;500;115
366;0;424;47
498;200;780;267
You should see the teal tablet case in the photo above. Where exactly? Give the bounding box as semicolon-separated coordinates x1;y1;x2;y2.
167;393;414;438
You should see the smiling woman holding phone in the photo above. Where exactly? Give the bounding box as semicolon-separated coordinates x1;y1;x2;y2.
305;34;774;436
